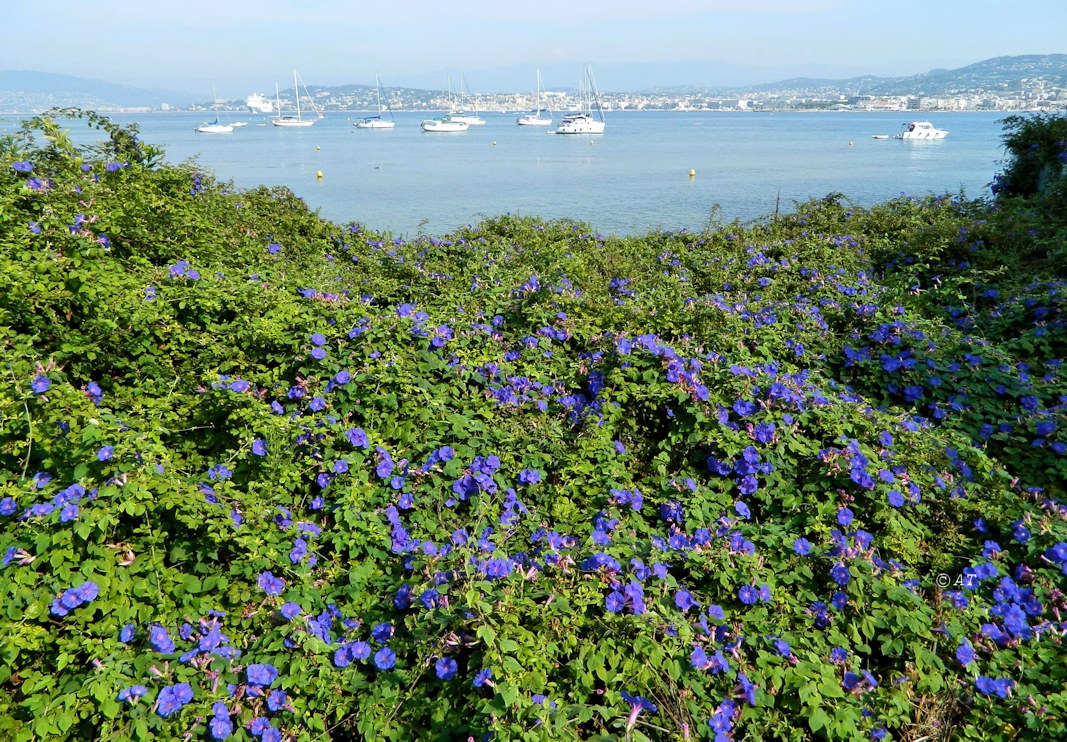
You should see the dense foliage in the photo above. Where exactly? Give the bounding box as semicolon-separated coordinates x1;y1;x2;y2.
1;111;1065;741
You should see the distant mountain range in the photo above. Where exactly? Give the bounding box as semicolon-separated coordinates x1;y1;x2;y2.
0;71;200;109
721;55;1067;97
2;55;1066;111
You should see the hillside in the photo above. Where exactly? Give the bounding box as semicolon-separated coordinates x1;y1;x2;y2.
0;110;1065;740
736;54;1067;97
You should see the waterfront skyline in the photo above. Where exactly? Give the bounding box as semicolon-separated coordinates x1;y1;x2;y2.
6;1;1066;95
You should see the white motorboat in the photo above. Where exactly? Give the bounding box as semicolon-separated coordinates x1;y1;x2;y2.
556;65;605;135
196;83;233;134
517;69;552;126
272;70;321;128
355;74;396;129
421;116;469;133
895;121;948;140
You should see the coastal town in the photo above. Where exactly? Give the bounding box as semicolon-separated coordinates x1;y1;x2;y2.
140;78;1067;116
2;55;1066;115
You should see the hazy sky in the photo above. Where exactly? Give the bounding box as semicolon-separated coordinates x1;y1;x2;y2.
6;0;1064;94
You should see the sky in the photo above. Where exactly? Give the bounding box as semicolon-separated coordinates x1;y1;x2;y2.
6;0;1065;95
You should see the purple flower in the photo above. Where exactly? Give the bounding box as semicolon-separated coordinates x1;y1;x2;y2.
793;537;812;556
156;682;194;717
435;656;458;680
956;639;975;666
674;589;698;612
371;622;394;643
149;625;176;653
517;469;541;485
473;668;493;688
247;663;279;687
117;684;148;703
209;709;233;739
620;691;658;730
739;585;759;605
374;646;396;670
837;507;853;527
31;375;51;394
266;689;288;713
258;572;285;596
831;563;851;586
252;439;267;456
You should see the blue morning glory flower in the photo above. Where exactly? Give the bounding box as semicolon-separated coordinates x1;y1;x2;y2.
374;647;396;670
247;663;279;687
435;657;458;680
31;375;51;394
793;537;812;556
473;668;493;688
266;689;288;712
252;439;267;456
956;639;975;666
257;572;285;596
831;563;851;586
117;684;148;703
155;682;194;717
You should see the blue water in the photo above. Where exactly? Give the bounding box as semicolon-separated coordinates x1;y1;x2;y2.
3;110;1011;236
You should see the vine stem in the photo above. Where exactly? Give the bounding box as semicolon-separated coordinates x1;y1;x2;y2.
7;362;33;480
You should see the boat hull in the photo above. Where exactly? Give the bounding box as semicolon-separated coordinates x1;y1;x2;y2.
517;114;552;126
272;118;315;128
555;115;604;135
421;119;469;132
355;118;396;129
196;123;233;134
896;121;948;140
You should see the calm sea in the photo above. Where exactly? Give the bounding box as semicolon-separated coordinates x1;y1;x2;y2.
2;110;1012;237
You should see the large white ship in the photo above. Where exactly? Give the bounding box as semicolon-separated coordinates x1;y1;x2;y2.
245;93;274;114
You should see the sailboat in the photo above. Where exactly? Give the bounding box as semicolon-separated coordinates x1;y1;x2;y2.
449;73;486;126
272;69;320;127
355;74;396;129
196;83;233;134
516;69;552;126
555;65;605;135
421;75;470;132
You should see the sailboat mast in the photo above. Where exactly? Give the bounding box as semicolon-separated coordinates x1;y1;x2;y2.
293;69;301;120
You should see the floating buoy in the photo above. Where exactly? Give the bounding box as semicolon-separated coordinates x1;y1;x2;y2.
492;141;497;146
848;141;853;146
316;170;323;179
689;169;696;178
316;145;321;151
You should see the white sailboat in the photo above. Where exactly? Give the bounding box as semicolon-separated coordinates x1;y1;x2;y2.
449;73;486;126
196;83;233;134
517;69;552;126
555;65;605;135
272;69;320;128
421;115;469;133
355;74;396;129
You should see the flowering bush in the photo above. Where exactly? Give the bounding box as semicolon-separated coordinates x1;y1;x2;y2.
0;112;1065;740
